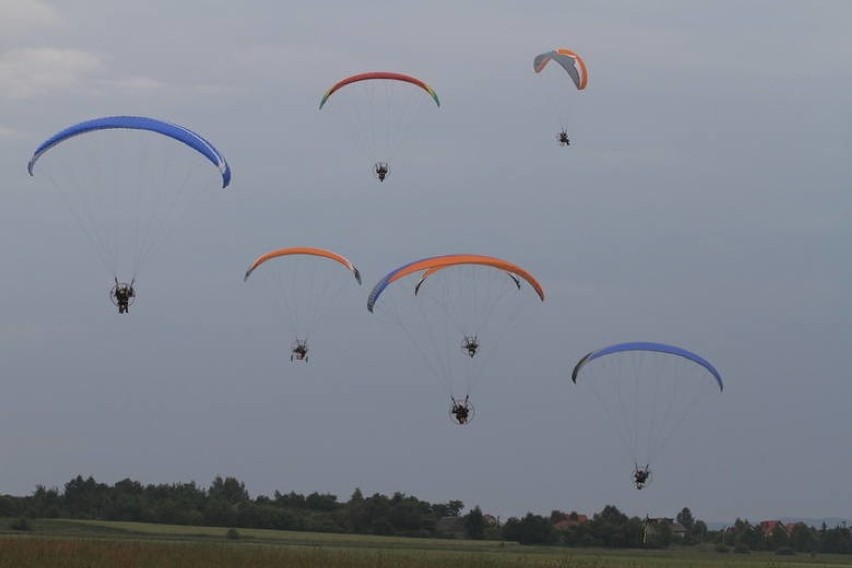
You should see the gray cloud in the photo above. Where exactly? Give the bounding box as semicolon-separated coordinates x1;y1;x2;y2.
0;47;104;99
0;0;60;40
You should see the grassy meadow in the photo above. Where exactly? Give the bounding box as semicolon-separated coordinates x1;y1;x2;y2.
1;519;852;567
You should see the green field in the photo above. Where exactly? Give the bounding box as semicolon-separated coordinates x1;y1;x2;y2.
1;519;851;567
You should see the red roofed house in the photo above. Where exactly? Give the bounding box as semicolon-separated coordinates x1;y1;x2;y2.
784;522;800;534
553;514;589;531
759;520;789;537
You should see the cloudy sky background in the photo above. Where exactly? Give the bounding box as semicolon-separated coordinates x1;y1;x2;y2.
0;0;850;524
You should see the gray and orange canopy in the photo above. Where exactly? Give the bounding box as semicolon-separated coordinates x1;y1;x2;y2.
319;71;440;109
368;254;544;312
533;48;588;90
244;247;361;284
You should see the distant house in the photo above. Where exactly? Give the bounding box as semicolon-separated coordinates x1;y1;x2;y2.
759;520;789;537
645;517;687;539
436;516;466;538
670;521;688;539
553;514;589;531
784;522;801;535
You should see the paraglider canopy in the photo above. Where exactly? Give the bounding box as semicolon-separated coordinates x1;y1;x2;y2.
27;115;232;310
571;341;723;391
368;254;545;313
319;71;441;109
243;247;362;365
244;247;361;283
318;72;440;181
533;48;588;90
571;341;723;488
28;115;232;188
367;253;545;423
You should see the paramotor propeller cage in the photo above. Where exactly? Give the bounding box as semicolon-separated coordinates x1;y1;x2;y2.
290;338;309;362
461;335;480;358
109;282;137;307
633;465;653;490
373;162;390;182
449;398;475;426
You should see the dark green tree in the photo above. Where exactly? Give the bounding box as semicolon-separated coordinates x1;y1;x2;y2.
344;489;370;533
502;513;556;545
305;492;339;511
691;519;708;542
464;506;486;540
768;525;790;550
676;507;695;532
730;518;758;551
550;510;568;523
789;522;816;552
64;475;110;519
363;493;393;535
645;519;672;548
29;485;62;518
208;477;249;505
388;493;430;535
589;505;642;548
274;490;306;509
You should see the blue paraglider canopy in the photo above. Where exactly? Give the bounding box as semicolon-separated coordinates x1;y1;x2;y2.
28;115;231;188
572;341;723;391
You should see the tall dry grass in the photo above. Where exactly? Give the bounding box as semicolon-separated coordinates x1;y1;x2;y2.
0;537;848;568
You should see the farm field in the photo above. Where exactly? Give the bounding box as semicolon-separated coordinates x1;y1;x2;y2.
0;519;851;567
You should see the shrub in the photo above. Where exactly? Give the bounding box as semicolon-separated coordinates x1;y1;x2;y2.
9;518;31;531
226;528;240;540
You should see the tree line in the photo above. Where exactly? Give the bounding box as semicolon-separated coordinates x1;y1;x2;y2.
0;475;850;554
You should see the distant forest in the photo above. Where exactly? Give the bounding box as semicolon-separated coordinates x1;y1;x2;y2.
1;475;850;554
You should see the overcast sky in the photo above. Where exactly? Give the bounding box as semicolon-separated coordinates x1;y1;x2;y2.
1;0;851;525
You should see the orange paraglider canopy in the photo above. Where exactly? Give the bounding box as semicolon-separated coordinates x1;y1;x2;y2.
244;247;361;283
368;254;543;312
